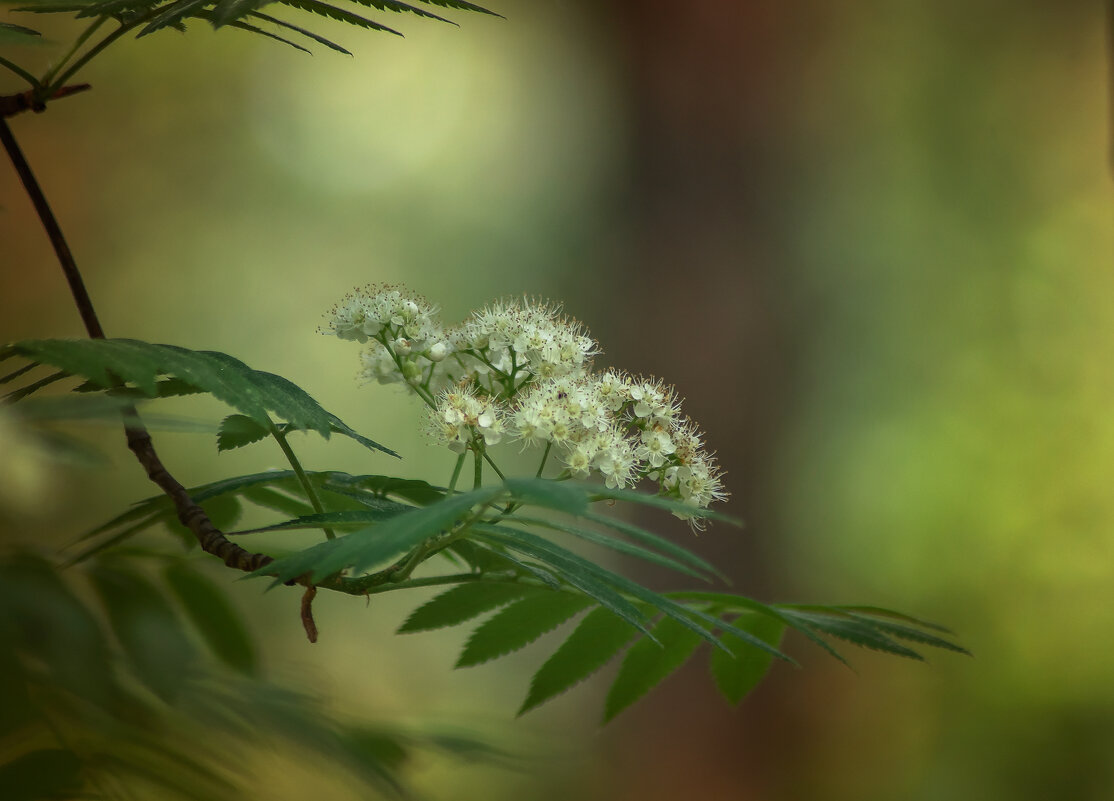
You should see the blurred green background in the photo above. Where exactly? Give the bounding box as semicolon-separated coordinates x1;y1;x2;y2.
2;0;1113;799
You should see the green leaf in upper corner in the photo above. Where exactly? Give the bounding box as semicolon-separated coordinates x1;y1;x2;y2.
248;10;352;55
88;563;197;702
456;591;593;668
398;582;535;633
604;616;705;723
278;0;402;36
208;0;267;27
415;0;500;17
5;339;397;457
709;612;786;705
348;0;452;23
250;486;501;584
217;414;271;451
504;477;589;515
519;606;643;716
0;21;42;42
136;0;211;36
163;561;259;676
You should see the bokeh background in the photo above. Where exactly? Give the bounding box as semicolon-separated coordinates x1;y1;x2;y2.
3;0;1114;799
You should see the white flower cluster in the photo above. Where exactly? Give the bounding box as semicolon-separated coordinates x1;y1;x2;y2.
322;285;451;390
323;285;727;521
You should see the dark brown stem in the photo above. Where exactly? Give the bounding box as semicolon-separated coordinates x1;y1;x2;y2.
0;84;91;119
3;105;276;580
0;113;104;339
300;586;319;643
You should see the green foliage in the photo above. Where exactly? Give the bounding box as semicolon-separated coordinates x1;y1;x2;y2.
604;615;705;722
88;561;199;701
3;338;396;456
0;551;495;799
6;338;967;725
455;590;593;667
0;0;499;82
709;612;785;704
519;605;642;715
398;581;534;633
0;20;41;42
163;561;259;675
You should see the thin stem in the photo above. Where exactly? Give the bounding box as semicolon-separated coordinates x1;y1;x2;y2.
535;441;552;477
0;117;105;338
45;18;133;97
482;450;505;480
40;16;106;90
447;451;466;495
0;55;40;89
473;445;483;489
271;424;336;540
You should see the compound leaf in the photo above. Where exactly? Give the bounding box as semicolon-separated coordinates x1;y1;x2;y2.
519;605;642;715
604;616;704;722
456;591;592;668
398;582;535;633
709;612;786;704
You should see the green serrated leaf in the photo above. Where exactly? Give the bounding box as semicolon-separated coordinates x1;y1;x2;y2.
398;582;535;633
414;0;500;17
842;612;970;656
504;477;589;515
217;413;271;451
476;524;781;660
277;0;401;36
456;591;592;668
672;591;850;666
240;485;316;518
230;508;406;534
512;514;711;583
709;612;785;704
782;610;925;661
209;0;266;26
163;562;259;675
250;486;500;584
0;21;43;43
519;605;643;715
88;563;197;701
581;510;727;582
323;473;446;506
471;524;654;640
248;10;352;54
136;0;211;35
604;616;705;722
6;339;397;457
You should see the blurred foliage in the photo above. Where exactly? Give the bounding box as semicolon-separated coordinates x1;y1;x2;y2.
0;549;508;800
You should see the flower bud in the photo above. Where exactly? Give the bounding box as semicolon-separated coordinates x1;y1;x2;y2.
428;342;449;362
